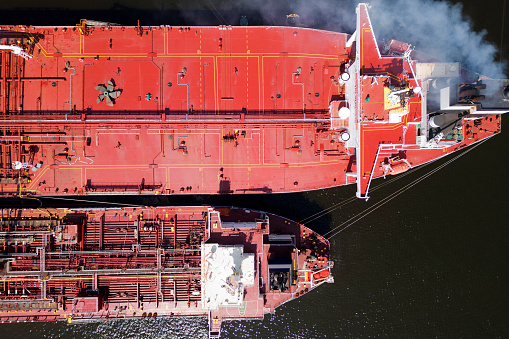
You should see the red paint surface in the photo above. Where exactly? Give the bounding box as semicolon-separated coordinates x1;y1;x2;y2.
0;3;503;198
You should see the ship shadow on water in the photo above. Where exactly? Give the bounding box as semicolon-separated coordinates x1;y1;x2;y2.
0;315;209;339
0;7;287;27
0;190;336;236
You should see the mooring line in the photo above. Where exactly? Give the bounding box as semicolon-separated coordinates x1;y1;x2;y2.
299;163;428;225
324;138;490;240
299;147;455;225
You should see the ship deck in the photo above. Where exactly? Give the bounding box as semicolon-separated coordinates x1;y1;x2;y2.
0;206;207;321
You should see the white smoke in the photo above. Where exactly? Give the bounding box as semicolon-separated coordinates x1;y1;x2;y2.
233;0;506;78
368;0;507;78
236;0;357;32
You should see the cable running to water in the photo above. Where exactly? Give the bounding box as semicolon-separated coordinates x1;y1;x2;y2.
325;138;490;240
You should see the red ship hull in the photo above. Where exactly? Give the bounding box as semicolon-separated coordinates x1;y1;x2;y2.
0;3;506;199
0;206;332;337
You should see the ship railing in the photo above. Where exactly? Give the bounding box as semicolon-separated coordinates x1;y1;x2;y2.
0;108;330;119
0;314;61;323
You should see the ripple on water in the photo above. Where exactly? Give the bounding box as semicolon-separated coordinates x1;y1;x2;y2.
5;316;209;339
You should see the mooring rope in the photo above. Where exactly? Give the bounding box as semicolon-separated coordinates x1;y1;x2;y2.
298;162;430;225
298;143;465;225
323;137;491;240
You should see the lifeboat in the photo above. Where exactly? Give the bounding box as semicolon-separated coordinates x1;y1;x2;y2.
312;268;331;281
381;158;412;177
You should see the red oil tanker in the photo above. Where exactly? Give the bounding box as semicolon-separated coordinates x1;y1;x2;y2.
0;3;507;199
0;205;333;338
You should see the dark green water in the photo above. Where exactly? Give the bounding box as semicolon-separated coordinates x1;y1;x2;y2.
0;1;508;338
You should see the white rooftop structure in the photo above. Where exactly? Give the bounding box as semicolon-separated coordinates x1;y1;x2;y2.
201;243;255;311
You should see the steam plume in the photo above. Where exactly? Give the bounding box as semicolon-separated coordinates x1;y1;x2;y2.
235;0;506;78
368;0;507;78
